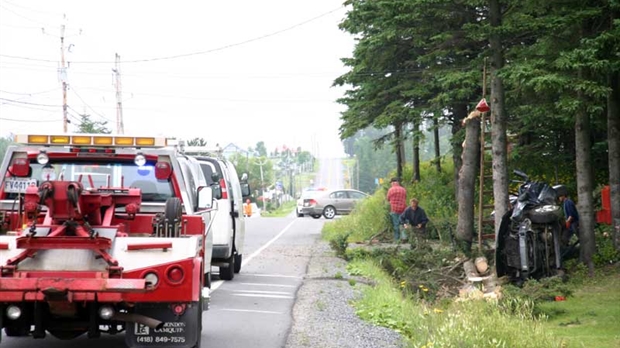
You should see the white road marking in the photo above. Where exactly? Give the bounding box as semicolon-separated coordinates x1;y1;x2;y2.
239;282;296;288
230;290;293;295
210;280;224;291
209;220;297;293
231;293;294;299
217;308;283;315
243;273;303;279
242;219;297;267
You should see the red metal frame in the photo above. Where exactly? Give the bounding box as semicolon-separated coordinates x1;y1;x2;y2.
126;242;173;251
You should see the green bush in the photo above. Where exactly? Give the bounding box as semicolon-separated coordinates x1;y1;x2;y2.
593;224;620;266
322;159;458;250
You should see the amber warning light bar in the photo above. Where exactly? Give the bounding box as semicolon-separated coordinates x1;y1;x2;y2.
14;134;168;147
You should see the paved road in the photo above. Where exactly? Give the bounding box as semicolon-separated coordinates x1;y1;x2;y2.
0;216;324;348
315;157;344;190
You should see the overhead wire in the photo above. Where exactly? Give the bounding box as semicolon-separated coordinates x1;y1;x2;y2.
0;88;58;96
70;86;114;123
0;97;60;107
0;116;61;123
1;0;65;17
0;3;57;28
0;6;346;65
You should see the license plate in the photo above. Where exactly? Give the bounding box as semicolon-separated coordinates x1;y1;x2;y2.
3;178;37;193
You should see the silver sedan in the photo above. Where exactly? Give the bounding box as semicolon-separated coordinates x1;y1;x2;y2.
300;189;368;219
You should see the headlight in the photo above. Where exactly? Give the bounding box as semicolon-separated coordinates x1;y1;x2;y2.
98;305;114;320
144;272;159;286
134;154;146;166
6;305;21;320
37;151;49;165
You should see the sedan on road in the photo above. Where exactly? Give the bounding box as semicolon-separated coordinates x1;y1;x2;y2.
296;187;327;217
300;189;368;219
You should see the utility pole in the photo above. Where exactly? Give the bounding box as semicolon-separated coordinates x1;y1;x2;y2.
356;155;360;190
254;157;268;213
113;53;124;134
60;24;68;133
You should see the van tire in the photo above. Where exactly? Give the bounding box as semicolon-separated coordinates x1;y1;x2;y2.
204;272;211;289
234;254;242;273
219;254;235;281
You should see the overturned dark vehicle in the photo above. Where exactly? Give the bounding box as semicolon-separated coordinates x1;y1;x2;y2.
495;170;573;284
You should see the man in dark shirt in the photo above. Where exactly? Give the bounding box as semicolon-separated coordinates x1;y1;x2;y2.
559;191;579;245
400;198;429;241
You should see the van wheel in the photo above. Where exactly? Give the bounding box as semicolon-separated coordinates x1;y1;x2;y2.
204;271;211;289
191;295;203;348
311;214;321;219
219;254;235;280
234;254;242;273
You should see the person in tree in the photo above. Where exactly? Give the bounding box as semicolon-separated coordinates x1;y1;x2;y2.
400;198;429;246
556;186;579;245
386;178;407;242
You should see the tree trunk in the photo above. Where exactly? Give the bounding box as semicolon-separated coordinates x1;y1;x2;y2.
608;71;620;251
433;116;441;172
452;103;467;200
456;112;481;252
412;119;421;182
575;70;596;275
395;123;404;180
489;0;510;231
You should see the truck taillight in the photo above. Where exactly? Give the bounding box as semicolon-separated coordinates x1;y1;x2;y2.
166;265;184;284
219;178;228;199
309;199;317;206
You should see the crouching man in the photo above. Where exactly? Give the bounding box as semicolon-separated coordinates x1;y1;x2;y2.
400;198;429;245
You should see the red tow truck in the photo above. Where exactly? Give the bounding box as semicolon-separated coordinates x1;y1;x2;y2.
0;134;216;347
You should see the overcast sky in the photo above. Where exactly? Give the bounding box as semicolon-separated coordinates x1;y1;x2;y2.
0;0;353;157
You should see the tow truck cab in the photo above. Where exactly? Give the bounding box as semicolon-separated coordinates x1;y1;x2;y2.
0;134;215;348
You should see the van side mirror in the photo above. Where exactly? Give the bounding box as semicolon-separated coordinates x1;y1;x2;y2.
241;182;251;198
211;183;222;200
241;173;248;181
197;186;214;209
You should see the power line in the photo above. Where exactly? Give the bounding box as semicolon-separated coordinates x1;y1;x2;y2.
0;88;57;96
0;116;61;123
1;0;65;17
0;6;345;65
0;3;56;28
70;86;113;122
0;97;60;107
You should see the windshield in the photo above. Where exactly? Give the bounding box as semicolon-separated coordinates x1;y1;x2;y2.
3;159;173;202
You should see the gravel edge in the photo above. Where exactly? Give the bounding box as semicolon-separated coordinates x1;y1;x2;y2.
284;240;405;348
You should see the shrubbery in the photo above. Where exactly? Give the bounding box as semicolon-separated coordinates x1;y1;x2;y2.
322;159;457;247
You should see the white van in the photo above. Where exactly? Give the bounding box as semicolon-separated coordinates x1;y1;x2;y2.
192;155;250;281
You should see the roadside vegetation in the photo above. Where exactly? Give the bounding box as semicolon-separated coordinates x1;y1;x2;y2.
261;201;296;218
322;159;620;347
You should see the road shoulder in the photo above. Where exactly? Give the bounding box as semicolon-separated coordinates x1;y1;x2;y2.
285;240;404;348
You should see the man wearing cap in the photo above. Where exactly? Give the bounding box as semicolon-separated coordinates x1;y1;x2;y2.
557;187;579;245
386;178;407;242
